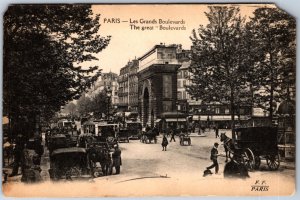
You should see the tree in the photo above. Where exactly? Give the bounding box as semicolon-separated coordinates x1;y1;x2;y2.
76;90;112;119
63;102;78;118
187;6;250;131
247;7;296;120
3;5;111;138
92;90;111;119
77;94;93;116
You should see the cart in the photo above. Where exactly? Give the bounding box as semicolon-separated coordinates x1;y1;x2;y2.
233;127;280;171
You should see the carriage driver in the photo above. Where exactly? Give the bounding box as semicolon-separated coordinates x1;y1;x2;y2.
206;142;220;174
112;144;122;174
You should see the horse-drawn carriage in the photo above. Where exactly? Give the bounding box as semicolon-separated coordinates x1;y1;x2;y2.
86;141;112;177
126;121;142;140
49;147;93;181
77;133;113;177
179;133;191;146
221;126;280;177
140;129;158;144
117;129;130;143
48;134;69;154
97;123;118;149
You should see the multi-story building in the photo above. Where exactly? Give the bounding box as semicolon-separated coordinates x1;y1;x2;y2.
128;60;139;112
117;43;254;129
117;60;139;112
137;44;182;127
118;64;130;111
88;72;119;106
176;45;252;128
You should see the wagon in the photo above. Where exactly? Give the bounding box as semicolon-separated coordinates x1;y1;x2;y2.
141;130;157;144
48;134;69;154
86;141;112;177
117;129;130;143
126;121;142;139
97;124;118;149
179;134;191;146
49;147;93;181
233;127;280;171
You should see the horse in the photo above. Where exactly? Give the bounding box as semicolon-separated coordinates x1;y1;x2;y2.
88;146;112;176
144;129;157;144
220;133;235;162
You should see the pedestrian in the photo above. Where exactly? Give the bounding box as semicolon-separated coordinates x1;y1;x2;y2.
170;129;176;142
215;125;219;138
112;145;122;174
9;135;25;177
201;124;205;133
161;135;168;151
34;138;44;165
206;142;220;174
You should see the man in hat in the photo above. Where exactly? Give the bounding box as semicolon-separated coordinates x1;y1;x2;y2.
112;144;122;174
207;142;220;174
9;135;26;177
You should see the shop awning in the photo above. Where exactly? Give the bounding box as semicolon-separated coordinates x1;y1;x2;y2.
192;115;250;121
155;119;162;123
192;115;208;121
166;118;186;122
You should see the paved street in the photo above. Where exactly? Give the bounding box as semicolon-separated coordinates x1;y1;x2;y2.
3;129;295;197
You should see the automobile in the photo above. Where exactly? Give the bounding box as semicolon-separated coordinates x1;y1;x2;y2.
48;134;68;154
117;129;129;143
48;147;93;181
97;123;119;149
126;121;142;140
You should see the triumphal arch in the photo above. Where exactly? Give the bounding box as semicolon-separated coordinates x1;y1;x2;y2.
137;44;180;127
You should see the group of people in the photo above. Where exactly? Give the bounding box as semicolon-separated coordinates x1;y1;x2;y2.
159;125;221;175
6;135;44;183
160;128;187;151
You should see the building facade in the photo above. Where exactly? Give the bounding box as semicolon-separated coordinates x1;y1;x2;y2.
137;44;181;127
118;64;130;111
88;72;119;106
117;59;139;112
128;60;139;112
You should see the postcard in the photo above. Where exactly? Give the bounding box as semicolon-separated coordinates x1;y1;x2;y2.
2;3;296;197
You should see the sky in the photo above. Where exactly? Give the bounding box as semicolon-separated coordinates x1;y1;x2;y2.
91;4;276;74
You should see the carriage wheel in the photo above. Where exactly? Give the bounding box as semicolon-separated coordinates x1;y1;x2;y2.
242;148;255;171
266;154;280;171
254;156;261;170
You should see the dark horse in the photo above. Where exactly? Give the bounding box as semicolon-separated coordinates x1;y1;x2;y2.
88;146;112;176
220;133;250;178
142;129;157;144
220;133;234;162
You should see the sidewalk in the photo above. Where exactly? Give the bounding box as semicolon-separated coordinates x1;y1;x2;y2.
280;159;295;170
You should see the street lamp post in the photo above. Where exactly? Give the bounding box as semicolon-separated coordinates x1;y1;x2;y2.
176;101;179;130
106;87;112;121
198;113;201;135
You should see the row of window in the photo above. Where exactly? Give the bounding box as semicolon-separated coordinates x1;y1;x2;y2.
177;70;189;79
177;91;190;100
157;52;176;59
177;80;188;88
197;107;250;115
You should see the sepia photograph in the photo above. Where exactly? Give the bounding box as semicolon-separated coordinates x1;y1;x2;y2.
2;3;296;197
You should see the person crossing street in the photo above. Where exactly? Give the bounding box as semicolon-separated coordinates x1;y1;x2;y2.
170;129;176;142
161;135;168;151
206;142;220;174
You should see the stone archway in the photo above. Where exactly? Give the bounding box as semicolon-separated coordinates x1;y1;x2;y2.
143;87;150;126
